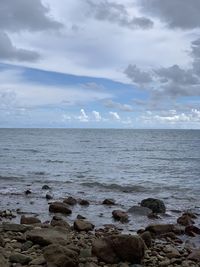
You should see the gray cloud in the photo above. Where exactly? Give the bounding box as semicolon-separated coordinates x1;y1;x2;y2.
140;0;200;29
104;99;133;112
0;0;62;32
86;0;153;29
0;32;39;61
124;64;152;84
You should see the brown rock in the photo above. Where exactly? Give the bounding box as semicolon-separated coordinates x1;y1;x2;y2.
92;234;145;264
49;201;72;215
112;210;128;223
187;249;200;262
44;244;79;267
63;196;77;205
185;225;200;236
177;214;194;226
78;199;90;206
0;253;9;267
102;199;115;205
74;219;94;232
145;224;176;235
140;231;152;247
51;216;71;230
20;215;41;225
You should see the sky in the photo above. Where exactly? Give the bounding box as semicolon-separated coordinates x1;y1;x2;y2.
0;0;200;128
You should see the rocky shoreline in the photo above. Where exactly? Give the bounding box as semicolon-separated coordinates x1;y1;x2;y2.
0;190;200;267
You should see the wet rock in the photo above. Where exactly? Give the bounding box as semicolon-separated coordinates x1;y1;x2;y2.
187;249;200;261
185;225;200;236
46;193;53;200
26;227;70;246
128;206;152;216
51;216;71;230
145;224;176;235
2;222;32;233
164;245;181;258
141;198;166;213
102;199;115;205
77;214;86;219
112;210;129;223
139;231;152;248
25;189;31;195
9;253;32;265
177;214;195;226
92;234;145;264
20;215;41;225
183;211;198;219
63;196;77;205
42;184;51;190
147;213;160;219
43;244;79;267
78;199;90;206
74;219;94;232
49;201;72;215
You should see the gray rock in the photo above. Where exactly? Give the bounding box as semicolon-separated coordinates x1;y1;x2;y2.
50;216;71;230
0;253;9;267
2;222;32;232
141;198;166;213
9;253;32;264
21;240;33;251
128;206;152;216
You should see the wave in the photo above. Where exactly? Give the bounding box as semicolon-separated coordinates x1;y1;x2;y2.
46;160;64;163
0;175;25;181
81;182;147;193
19;149;39;153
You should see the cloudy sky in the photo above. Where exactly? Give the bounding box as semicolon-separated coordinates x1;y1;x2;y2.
1;0;200;128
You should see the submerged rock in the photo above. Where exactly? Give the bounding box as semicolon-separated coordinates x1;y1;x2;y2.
128;205;152;216
46;193;53;200
92;234;145;264
112;210;129;223
42;184;51;190
102;199;115;205
78;199;90;206
141;198;166;213
49;201;72;215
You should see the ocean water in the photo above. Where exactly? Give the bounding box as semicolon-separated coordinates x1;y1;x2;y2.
0;128;200;231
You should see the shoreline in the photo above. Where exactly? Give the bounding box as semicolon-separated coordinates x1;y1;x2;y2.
0;192;200;267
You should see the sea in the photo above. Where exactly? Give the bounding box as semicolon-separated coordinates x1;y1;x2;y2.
0;128;200;232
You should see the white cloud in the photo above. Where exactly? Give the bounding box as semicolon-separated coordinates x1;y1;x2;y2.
109;111;121;120
92;110;102;121
78;109;89;122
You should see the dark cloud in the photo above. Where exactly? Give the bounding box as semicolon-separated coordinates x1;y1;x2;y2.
0;0;62;32
86;0;153;29
124;64;152;84
0;32;39;61
139;0;200;29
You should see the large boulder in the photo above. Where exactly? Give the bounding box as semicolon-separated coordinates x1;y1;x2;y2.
92;234;145;264
112;210;129;223
44;244;79;267
49;202;72;215
74;220;94;232
141;198;166;213
26;227;70;246
20;215;41;225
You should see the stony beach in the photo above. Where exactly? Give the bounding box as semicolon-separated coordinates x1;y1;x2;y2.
0;187;200;267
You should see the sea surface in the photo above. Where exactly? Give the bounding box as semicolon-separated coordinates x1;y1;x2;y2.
0;129;200;231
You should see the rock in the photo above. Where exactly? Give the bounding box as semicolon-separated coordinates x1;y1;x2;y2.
0;235;5;247
177;214;194;226
141;198;166;213
159;259;170;266
80;248;92;258
77;214;86;219
29;255;46;265
49;201;72;215
183;211;198;219
102;199;115;205
43;244;79;267
92;234;145;264
164;245;181;258
112;210;129;223
147;213;160;219
9;253;32;264
74;219;94;232
0;254;9;267
187;249;200;261
25;189;31;195
145;224;176;235
26;227;70;246
51;216;71;230
20;215;41;225
139;231;152;248
185;225;200;236
79;199;90;206
42;184;51;190
63;196;77;205
46;193;53;200
2;222;32;232
21;240;33;251
128;206;152;216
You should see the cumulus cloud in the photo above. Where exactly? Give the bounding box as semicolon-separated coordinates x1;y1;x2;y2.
124;64;152;84
140;0;200;29
78;109;89;122
86;0;153;30
92;110;102;121
109;111;120;120
104;99;133;112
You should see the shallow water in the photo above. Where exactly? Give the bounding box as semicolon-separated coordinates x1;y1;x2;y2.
0;129;200;230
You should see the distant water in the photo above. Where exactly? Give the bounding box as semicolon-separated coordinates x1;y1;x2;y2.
0;129;200;230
